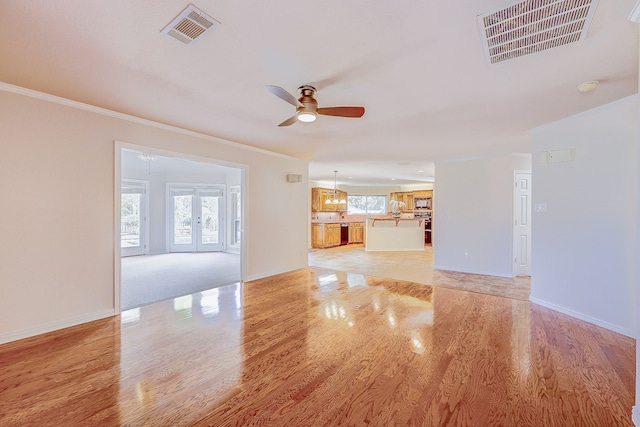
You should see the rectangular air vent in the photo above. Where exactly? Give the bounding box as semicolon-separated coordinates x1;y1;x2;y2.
478;0;599;64
162;4;219;45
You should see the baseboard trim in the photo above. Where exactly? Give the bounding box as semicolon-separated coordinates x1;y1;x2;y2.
0;309;116;345
432;265;514;278
529;297;635;338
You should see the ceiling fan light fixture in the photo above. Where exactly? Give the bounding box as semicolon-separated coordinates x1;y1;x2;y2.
297;111;317;122
577;80;599;93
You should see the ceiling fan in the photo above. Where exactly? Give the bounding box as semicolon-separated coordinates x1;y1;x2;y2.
265;85;365;127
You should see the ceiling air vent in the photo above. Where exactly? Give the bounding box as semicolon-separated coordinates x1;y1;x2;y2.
162;4;219;45
477;0;599;64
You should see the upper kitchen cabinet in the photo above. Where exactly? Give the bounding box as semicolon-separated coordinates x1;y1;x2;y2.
312;187;348;212
390;191;414;212
391;190;433;212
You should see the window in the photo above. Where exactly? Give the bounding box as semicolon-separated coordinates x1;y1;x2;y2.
121;180;148;256
347;195;387;215
230;186;241;247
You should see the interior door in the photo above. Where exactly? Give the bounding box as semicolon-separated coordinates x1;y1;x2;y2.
170;185;224;252
121;180;148;257
514;172;532;276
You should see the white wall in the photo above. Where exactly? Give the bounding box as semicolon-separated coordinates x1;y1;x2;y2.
636;95;640;427
433;154;531;277
530;95;638;336
0;85;309;343
636;94;640;427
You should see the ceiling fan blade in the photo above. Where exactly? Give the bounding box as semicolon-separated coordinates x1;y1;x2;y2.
278;115;298;127
265;85;302;107
317;106;365;118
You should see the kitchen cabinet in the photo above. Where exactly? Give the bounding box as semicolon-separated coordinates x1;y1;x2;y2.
390;192;413;213
312;223;341;248
404;193;414;213
348;223;365;244
337;190;348;212
391;190;433;212
311;188;348;212
327;224;341;246
311;188;330;212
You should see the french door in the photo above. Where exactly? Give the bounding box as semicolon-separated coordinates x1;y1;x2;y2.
169;185;224;252
121;180;148;257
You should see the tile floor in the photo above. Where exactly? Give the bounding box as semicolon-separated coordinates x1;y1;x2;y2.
309;244;530;300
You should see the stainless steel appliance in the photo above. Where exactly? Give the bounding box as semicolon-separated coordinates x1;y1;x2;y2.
414;197;432;210
413;211;432;244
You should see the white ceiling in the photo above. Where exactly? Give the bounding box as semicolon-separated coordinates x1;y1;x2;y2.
0;0;637;186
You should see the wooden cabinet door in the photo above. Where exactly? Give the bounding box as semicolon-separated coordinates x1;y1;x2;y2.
311;224;324;248
399;193;407;209
311;188;321;212
404;193;414;212
337;190;348;212
349;224;364;243
326;225;340;246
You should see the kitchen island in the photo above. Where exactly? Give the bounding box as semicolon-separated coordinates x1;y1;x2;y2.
365;218;424;251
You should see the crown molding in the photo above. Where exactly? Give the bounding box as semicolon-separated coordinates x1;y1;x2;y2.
0;81;298;161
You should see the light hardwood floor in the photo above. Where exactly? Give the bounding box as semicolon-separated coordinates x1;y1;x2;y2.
0;267;634;426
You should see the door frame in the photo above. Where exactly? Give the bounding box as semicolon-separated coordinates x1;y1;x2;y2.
114;141;247;314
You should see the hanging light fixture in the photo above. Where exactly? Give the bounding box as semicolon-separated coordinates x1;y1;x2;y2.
137;152;157;175
325;171;347;205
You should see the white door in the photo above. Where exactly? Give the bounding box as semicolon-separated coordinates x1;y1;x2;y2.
513;172;532;276
170;185;224;252
121;180;148;257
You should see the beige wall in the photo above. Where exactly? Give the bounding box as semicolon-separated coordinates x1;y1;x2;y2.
433;154;532;277
0;85;309;343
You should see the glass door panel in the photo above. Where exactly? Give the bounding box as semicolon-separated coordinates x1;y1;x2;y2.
121;193;141;248
169;185;223;252
200;195;219;245
173;195;194;245
121;181;148;257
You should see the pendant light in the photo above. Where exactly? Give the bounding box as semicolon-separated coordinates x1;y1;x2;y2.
325;171;347;205
337;171;346;204
332;170;340;204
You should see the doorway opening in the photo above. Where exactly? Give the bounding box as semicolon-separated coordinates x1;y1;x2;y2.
115;144;245;312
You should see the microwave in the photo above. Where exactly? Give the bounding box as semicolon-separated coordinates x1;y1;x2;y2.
414;197;432;209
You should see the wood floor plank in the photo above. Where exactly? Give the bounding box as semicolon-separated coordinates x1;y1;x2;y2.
0;267;634;426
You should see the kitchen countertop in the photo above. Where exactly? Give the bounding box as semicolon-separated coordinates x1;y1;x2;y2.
311;221;366;224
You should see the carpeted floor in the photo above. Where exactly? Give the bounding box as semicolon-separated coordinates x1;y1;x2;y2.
121;252;241;310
